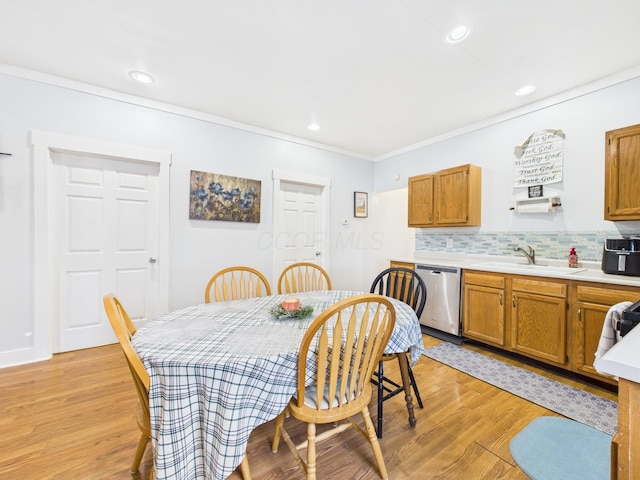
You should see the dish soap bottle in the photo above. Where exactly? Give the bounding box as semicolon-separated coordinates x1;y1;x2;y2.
568;247;578;268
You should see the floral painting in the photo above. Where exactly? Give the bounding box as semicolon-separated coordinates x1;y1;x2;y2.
189;170;261;223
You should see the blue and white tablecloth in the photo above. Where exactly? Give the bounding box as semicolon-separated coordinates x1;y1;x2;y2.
131;290;424;480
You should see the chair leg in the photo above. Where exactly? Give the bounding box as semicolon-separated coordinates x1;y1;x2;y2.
377;360;384;438
361;407;389;480
306;422;317;480
239;454;252;480
396;352;416;427
131;432;150;473
407;363;424;408
271;410;286;452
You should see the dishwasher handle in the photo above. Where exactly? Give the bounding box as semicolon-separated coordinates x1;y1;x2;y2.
416;264;460;275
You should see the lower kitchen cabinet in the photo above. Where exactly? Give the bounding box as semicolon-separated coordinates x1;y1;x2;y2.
511;277;567;366
462;271;506;347
463;270;640;383
389;261;415;271
572;282;640;383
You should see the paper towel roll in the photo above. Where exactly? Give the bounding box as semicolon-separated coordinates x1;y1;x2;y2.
515;202;550;213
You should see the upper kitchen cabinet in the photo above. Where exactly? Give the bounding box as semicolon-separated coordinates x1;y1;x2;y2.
605;123;640;220
408;164;481;227
408;174;434;226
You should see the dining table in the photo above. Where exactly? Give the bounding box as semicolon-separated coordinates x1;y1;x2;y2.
131;290;424;480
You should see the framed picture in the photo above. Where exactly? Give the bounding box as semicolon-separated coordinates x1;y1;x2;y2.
189;170;261;223
354;191;368;218
528;185;543;198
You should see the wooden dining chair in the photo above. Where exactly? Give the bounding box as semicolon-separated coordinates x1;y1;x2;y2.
205;266;271;302
271;294;396;480
103;293;152;476
369;267;426;437
104;293;253;479
277;262;332;294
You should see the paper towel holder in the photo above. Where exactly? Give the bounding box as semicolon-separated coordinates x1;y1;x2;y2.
509;195;561;213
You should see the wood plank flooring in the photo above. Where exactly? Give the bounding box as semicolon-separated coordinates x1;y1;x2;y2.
0;336;616;479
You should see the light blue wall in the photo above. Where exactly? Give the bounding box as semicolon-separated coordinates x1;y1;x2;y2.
0;73;373;361
3;70;640;364
373;76;640;261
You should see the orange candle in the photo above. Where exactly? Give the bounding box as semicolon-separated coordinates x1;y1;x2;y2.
282;297;300;311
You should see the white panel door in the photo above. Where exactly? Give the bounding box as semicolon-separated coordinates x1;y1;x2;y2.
53;151;160;352
277;182;325;267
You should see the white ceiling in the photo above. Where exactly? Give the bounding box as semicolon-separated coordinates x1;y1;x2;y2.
2;0;640;159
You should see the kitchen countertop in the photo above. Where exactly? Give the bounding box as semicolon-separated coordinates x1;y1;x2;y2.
390;252;640;287
594;321;640;383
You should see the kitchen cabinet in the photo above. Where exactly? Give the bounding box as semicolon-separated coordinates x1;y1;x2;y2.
605;123;640;220
408;164;481;227
462;269;640;384
572;282;640;382
407;175;434;226
511;277;567;366
462;271;506;347
389;261;415;270
613;378;640;479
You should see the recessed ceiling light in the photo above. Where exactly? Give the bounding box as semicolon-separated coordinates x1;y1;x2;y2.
129;70;155;84
446;25;470;43
307;123;320;131
515;85;536;96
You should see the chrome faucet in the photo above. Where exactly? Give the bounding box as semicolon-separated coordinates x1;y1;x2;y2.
514;245;536;264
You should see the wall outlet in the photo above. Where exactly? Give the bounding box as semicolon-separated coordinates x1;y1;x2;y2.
446;238;454;248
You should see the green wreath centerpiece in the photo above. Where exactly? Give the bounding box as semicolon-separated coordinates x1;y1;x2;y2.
269;303;314;320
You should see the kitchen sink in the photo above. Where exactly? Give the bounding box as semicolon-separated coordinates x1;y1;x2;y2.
471;261;587;275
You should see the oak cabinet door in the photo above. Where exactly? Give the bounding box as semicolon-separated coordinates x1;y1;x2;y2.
605;123;640;220
408;174;434;227
511;291;567;365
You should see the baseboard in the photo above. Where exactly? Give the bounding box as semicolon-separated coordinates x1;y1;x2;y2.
420;325;464;345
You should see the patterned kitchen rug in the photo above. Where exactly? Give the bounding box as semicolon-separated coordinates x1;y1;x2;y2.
423;342;618;435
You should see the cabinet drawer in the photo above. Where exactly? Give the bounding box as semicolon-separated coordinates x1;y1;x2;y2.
576;284;640;304
512;277;566;298
389;261;415;270
464;271;505;288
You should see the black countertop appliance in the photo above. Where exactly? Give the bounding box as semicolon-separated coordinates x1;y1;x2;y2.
620;300;640;336
602;238;640;276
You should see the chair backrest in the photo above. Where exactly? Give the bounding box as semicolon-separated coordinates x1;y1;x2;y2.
205;266;272;302
369;267;427;318
294;294;396;419
277;262;332;294
103;294;150;414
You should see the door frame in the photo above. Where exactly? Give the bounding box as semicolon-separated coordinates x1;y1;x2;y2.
30;130;171;361
272;169;331;288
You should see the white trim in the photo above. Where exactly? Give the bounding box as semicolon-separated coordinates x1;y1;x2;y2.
0;63;372;161
374;65;640;161
272;170;331;288
4;63;640;162
26;130;171;364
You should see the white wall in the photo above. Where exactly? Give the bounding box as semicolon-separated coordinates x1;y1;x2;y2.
0;73;374;365
374;76;640;235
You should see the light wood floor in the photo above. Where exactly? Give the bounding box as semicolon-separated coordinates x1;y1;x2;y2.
0;335;616;479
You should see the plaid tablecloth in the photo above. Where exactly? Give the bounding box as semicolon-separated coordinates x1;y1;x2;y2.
132;290;424;480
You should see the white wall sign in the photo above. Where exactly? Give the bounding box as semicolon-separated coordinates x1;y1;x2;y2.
513;129;564;187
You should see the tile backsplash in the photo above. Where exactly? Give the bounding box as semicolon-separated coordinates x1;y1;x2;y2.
414;230;635;262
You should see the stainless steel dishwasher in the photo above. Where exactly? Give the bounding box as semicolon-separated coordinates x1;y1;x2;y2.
415;264;463;344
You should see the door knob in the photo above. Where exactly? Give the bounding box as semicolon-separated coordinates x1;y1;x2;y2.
315;251;321;256
149;257;157;263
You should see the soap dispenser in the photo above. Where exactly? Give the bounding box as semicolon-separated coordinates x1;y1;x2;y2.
568;247;578;268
